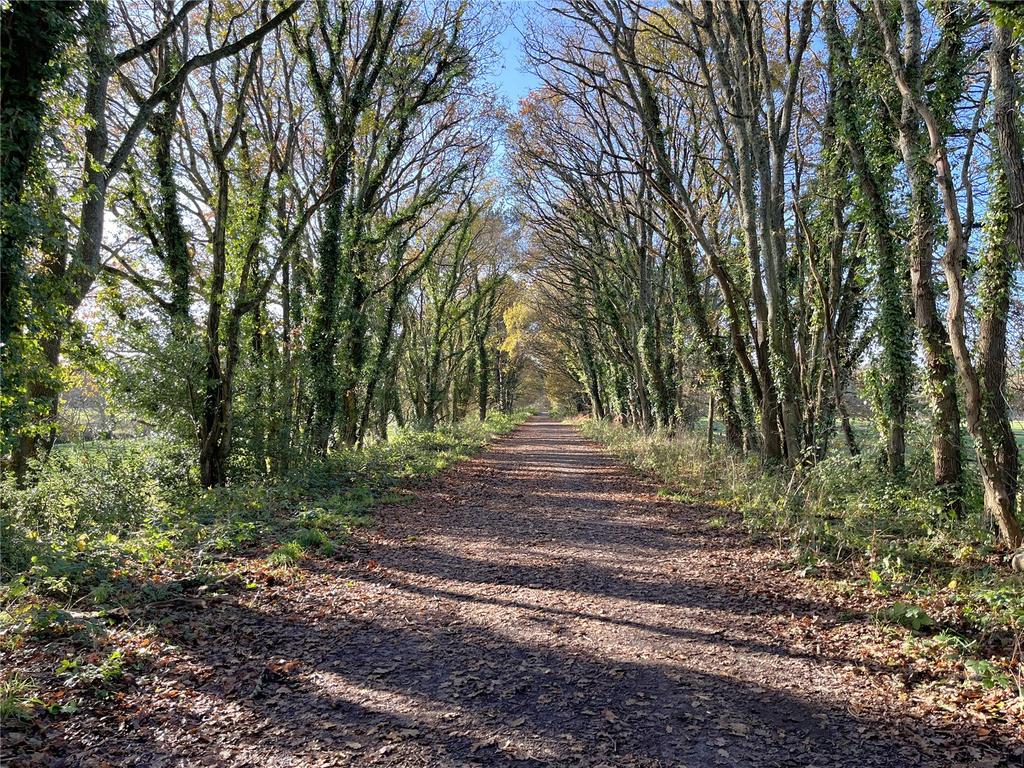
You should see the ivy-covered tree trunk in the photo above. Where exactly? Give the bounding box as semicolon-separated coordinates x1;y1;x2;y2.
0;0;80;352
872;0;962;498
5;1;107;480
151;87;190;325
423;316;446;429
824;0;910;473
9;337;62;482
971;163;1022;549
965;23;1023;549
639;318;671;429
906;148;963;498
579;331;604;420
198;158;235;488
477;331;489;422
199;357;231;487
338;238;371;446
277;256;295;475
307;201;344;454
0;0;77;481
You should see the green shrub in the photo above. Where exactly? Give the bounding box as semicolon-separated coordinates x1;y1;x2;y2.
877;602;935;632
963;658;1012;690
1;439;191;577
1;409;531;631
55;649;125;696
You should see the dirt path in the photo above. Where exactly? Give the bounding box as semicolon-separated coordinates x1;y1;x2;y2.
36;417;1016;766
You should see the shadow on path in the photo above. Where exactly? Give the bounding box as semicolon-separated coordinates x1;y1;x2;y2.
33;417;1016;767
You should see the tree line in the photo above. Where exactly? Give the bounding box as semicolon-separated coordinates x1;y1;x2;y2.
1;0;528;488
509;0;1024;549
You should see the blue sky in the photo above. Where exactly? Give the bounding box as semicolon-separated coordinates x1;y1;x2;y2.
485;1;543;108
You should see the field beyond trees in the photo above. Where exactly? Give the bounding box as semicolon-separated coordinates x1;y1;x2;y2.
3;0;1024;765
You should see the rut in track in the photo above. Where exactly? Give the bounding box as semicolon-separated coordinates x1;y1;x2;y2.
50;417;1005;767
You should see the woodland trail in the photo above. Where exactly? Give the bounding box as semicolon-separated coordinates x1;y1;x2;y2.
46;418;1015;767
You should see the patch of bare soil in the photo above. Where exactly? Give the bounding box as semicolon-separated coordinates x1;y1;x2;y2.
5;417;1021;766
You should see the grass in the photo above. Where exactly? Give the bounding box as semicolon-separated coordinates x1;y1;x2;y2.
0;673;39;721
264;526;337;567
266;541;306;568
577;416;1023;686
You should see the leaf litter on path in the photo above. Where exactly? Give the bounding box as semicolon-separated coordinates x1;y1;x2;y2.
4;417;1020;767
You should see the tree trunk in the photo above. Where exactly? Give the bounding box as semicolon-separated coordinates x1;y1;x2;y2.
199;351;230;488
0;0;80;350
967;23;1024;549
308;201;344;454
706;393;714;452
872;0;963;499
477;332;489;421
339;261;369;446
824;0;907;471
906;154;963;497
278;257;294;476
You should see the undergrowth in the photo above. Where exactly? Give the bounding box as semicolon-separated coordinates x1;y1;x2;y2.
577;417;1023;686
0;410;529;640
